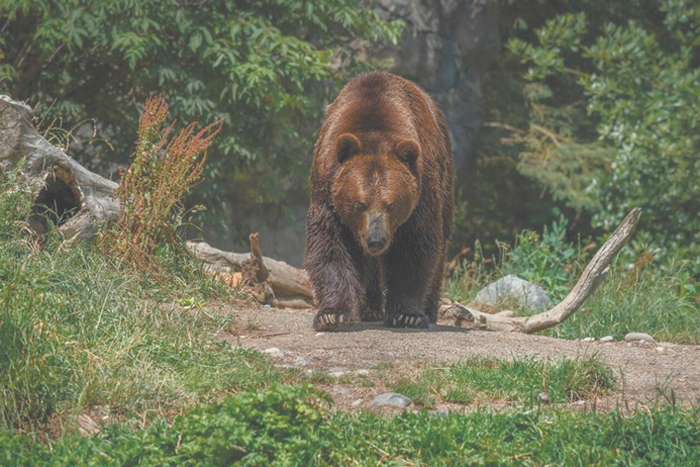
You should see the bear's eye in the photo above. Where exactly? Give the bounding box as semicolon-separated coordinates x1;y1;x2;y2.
386;202;396;213
355;202;368;212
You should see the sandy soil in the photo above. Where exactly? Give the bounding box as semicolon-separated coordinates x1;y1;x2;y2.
220;306;700;412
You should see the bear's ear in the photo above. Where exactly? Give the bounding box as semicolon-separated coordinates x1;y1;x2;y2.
336;133;362;163
394;139;420;172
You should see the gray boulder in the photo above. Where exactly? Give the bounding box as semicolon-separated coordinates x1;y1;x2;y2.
472;275;553;312
372;392;413;407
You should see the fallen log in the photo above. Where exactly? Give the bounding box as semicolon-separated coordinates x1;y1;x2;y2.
1;95;119;241
185;240;314;308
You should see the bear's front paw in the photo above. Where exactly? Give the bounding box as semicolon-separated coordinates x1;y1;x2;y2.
313;308;351;330
385;313;429;329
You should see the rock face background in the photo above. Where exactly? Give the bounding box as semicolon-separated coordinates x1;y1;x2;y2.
216;0;501;265
376;0;500;172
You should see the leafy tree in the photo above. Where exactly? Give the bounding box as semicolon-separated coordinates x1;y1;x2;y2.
504;0;700;273
0;1;402;212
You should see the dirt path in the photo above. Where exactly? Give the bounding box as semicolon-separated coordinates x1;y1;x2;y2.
221;306;700;411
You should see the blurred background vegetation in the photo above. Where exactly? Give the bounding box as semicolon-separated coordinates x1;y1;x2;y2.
1;0;699;277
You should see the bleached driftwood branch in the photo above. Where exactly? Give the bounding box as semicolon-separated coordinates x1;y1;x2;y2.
439;208;642;332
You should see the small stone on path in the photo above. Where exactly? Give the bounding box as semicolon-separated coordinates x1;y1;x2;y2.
315;332;326;337
294;357;310;366
582;337;595;342
625;332;657;345
656;346;665;353
600;336;614;343
329;366;347;377
356;369;370;376
372;392;412;407
263;347;284;358
351;399;363;407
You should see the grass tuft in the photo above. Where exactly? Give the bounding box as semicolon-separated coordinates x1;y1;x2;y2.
383;355;615;408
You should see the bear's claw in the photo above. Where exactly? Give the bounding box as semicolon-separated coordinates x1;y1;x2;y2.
386;313;429;329
313;309;349;330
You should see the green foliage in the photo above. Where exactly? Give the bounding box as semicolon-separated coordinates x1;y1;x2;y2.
4;387;700;466
447;216;586;304
0;0;402;212
385;355;615;409
500;215;585;300
507;0;700;273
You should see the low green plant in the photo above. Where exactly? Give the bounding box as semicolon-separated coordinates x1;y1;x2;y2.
3;386;700;466
446;216;586;305
500;215;586;300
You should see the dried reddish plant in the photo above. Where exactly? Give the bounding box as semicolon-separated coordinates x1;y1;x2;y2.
100;96;223;273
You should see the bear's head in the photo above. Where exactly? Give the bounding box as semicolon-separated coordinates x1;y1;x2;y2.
330;133;420;256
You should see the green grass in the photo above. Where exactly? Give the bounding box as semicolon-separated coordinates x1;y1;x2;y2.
2;385;700;466
0;236;287;432
0;170;288;433
383;355;616;408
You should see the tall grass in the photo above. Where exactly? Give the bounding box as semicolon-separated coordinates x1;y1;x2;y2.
99;96;223;275
545;266;700;343
0;149;277;434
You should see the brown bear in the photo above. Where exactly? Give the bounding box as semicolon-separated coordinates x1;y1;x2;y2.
304;71;454;330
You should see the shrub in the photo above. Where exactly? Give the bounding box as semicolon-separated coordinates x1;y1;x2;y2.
99;96;222;274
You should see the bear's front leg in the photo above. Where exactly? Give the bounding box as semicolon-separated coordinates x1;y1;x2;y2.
381;229;438;329
304;202;366;330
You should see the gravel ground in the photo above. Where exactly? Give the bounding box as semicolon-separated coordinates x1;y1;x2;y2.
220;306;700;411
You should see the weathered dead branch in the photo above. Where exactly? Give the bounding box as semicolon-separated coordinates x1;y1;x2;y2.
439;208;642;332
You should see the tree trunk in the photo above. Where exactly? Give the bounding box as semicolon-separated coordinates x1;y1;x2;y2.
1;95;119;241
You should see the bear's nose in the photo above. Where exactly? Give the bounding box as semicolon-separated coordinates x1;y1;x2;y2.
367;234;386;251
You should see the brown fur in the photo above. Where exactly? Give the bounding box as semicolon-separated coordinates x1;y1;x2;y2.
304;71;455;330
